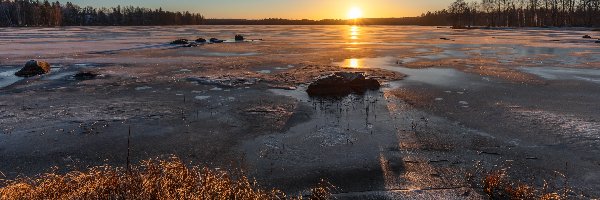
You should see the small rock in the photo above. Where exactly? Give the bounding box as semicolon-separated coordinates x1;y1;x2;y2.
440;37;450;40
73;71;99;80
15;60;51;77
195;38;207;43
170;39;189;45
583;35;592;39
235;34;244;41
210;38;224;43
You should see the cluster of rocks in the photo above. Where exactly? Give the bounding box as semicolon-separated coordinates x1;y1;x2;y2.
306;72;381;97
12;60;103;81
582;34;600;43
169;34;246;46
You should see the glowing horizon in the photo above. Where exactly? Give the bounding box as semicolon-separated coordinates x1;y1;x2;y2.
64;0;455;20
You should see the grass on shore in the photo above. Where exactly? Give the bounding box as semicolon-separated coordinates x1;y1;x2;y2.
0;156;332;200
483;169;569;200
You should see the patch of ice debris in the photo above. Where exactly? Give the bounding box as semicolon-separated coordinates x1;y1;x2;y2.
304;126;356;147
511;108;600;140
135;86;152;90
187;77;260;87
194;96;210;100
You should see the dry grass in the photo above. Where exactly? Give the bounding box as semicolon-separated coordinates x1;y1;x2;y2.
483;169;567;200
0;156;332;200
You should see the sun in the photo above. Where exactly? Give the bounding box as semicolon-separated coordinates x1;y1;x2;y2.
347;7;363;19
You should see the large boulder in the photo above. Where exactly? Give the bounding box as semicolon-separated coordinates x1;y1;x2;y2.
15;60;51;77
306;72;380;96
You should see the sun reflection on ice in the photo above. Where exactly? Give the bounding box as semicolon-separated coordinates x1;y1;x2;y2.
348;58;360;68
350;25;360;40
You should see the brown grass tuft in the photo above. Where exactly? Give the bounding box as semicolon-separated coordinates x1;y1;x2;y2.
483;169;568;200
0;156;332;200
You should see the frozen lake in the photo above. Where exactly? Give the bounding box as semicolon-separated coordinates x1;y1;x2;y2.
1;26;600;198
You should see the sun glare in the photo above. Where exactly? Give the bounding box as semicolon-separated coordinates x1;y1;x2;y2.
348;58;360;68
347;7;363;19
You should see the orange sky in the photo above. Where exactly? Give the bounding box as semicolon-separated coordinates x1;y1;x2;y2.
69;0;454;19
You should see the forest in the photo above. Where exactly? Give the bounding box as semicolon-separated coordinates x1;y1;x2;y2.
437;0;600;27
0;0;599;27
0;0;204;26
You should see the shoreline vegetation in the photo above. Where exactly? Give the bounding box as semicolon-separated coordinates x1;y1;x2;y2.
0;156;333;200
1;0;599;27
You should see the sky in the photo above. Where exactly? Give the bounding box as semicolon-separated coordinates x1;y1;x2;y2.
66;0;454;19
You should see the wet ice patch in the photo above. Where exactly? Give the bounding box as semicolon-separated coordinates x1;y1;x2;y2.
210;87;223;91
0;68;23;88
334;57;489;89
275;65;295;70
519;67;600;84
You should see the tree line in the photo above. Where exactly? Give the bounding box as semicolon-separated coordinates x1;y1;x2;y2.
1;0;598;27
0;0;204;26
440;0;600;27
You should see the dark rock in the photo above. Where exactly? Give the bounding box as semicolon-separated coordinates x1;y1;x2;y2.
195;38;207;43
73;71;99;80
210;38;224;43
235;34;244;41
170;39;189;44
583;35;592;39
440;37;450;40
596;40;600;43
15;60;51;77
306;72;380;96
